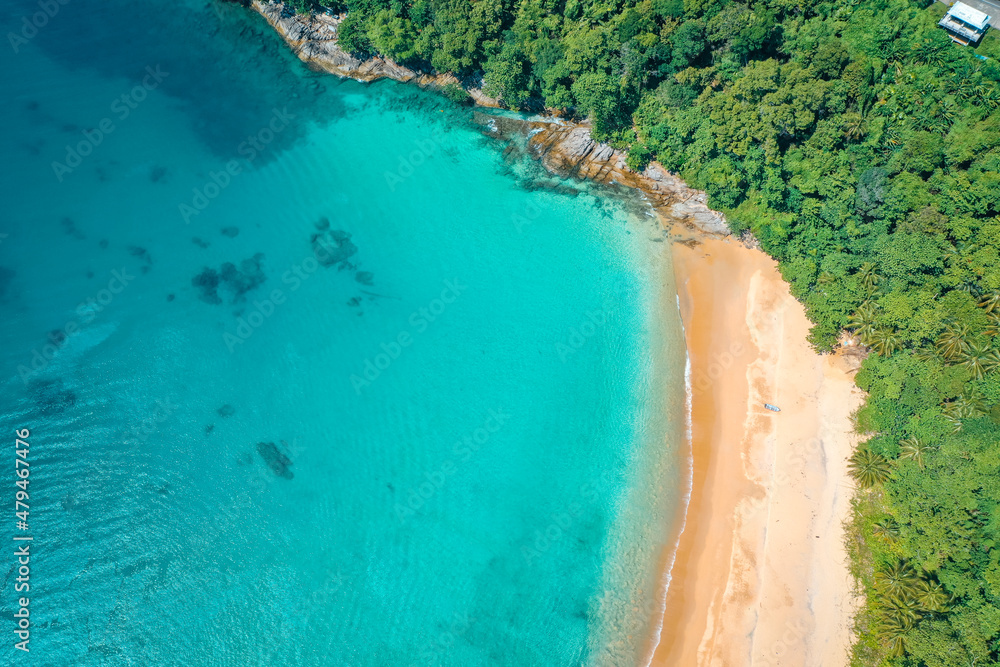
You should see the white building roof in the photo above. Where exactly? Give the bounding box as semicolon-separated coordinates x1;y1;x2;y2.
947;2;991;30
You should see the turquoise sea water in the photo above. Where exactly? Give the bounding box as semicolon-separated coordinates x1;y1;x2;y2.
0;2;687;665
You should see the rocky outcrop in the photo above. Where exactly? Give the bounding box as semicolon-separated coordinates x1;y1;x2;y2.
251;1;729;237
251;2;500;106
480;115;729;237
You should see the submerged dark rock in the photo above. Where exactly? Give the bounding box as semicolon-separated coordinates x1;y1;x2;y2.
150;165;167;183
48;329;68;347
28;379;77;415
128;246;153;274
0;267;15;300
128;246;151;261
99;239;109;249
61;217;85;240
192;268;222;304
192;253;266;306
219;253;266;301
220;226;239;238
312;229;357;268
256;441;294;479
217;404;235;418
192;237;210;249
355;271;374;286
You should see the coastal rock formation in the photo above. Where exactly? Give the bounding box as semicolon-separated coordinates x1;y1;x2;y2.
256;441;294;479
481;115;729;237
250;2;728;238
252;2;500;107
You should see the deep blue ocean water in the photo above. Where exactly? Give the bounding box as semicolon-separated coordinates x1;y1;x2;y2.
0;1;687;665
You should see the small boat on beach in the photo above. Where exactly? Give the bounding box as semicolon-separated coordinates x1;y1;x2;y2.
764;403;781;412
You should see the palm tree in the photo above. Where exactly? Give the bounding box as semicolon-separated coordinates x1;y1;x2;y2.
979;291;1000;313
848;302;878;343
915;579;949;613
941;390;987;433
958;340;1000;380
878;613;909;658
935;323;971;360
872;518;901;541
857;263;880;294
842;113;866;142
913;39;948;68
869;327;903;356
877;560;921;599
898;436;935;469
985;313;1000;338
848;449;892;489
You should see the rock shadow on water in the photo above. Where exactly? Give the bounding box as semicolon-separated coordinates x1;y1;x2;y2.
256;441;293;479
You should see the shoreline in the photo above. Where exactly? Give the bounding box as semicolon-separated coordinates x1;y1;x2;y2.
248;3;863;663
646;235;864;666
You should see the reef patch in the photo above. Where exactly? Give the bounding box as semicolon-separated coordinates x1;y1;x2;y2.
256;441;294;479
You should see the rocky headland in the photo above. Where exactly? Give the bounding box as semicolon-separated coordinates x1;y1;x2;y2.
249;0;729;237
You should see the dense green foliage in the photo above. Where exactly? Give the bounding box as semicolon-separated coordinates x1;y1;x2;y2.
287;0;1000;663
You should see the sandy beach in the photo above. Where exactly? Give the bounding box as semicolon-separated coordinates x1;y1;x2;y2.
646;235;864;667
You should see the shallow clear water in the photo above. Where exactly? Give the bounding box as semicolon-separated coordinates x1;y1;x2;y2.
0;2;687;665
